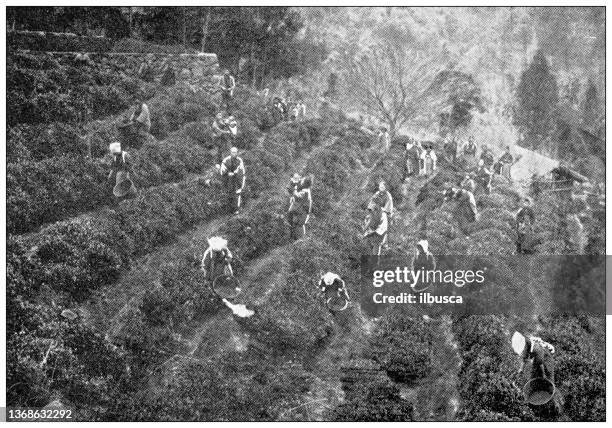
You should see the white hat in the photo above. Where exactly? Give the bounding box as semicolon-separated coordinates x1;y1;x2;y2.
109;142;121;154
208;236;227;251
511;331;526;355
322;272;338;286
417;239;429;254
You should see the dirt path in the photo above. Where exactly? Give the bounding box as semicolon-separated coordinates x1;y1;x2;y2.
389;172;463;421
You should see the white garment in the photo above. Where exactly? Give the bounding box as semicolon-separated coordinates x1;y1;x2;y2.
376;212;388;235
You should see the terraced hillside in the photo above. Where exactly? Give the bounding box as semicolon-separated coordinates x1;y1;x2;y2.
6;9;606;420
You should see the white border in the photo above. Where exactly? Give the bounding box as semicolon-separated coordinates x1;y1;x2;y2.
1;2;609;426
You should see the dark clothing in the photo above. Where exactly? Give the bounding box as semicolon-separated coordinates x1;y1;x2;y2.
455;189;478;223
138;63;155;82
110;152;129;174
160;66;176;86
480;151;495;168
463;142;477;156
212;119;232;164
287;178;312;239
109;152;136;200
318;277;345;293
524;340;555;383
412;252;436;272
221;155;245;211
499;151;514;164
405;144;422;177
516;206;536;254
516;207;536;228
476;167;493;194
201;248;233;283
444;139;459;162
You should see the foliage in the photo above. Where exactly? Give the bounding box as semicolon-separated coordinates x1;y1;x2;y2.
7;138;213;235
7;30;113;51
514;50;559;153
369;311;434;383
332;373;414;421
7;52;154;127
453;315;534;421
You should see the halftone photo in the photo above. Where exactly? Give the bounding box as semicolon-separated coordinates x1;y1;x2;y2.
4;4;606;422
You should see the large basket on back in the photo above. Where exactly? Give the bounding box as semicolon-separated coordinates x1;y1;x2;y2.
113;171;137;197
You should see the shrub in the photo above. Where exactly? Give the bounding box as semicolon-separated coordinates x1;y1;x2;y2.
369;311;435;383
242;270;334;351
331;374;414;421
7;119;218;234
8;30;113;52
465;229;514;255
7;52;155;127
453;315;534;421
16;112;343;300
7;122;88;161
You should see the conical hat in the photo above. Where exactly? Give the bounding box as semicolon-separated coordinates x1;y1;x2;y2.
511;331;526;355
109;142;121;154
322;272;339;285
208;236;227;251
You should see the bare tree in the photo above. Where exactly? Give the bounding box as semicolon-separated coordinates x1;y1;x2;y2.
343;43;445;137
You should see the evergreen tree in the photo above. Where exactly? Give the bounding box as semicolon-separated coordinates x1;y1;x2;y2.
514;49;559;153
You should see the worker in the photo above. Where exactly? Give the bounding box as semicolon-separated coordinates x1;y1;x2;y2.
201;236;234;284
475;159;493;194
512;331;556;386
226;115;238;138
480;145;495;169
129;97;152;135
219;69;236;110
461;173;476;193
462;136;478;169
297;100;306;120
370;180;394;219
364;202;388;256
107;142;136;200
370;181;393;250
212;113;232;166
160;60;176;86
287;173;313;240
444;135;459;163
220;147;246;215
74;52;92;66
318;272;350;302
272;96;287;122
288;102;299;121
498;146;514;180
410;240;436;290
444;187;478;223
420;143;437;176
516;197;536;254
378;127;391;151
404;138;421;179
138;55;155;82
